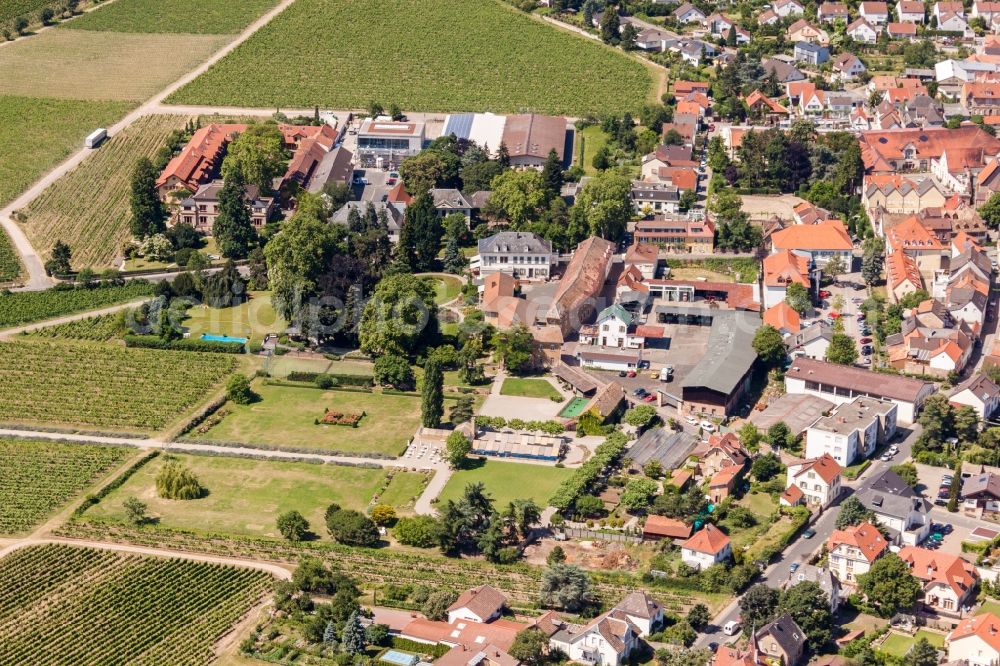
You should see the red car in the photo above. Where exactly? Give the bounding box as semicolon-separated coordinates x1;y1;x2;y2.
626;370;637;378
818;290;831;299
860;337;872;344
643;394;657;402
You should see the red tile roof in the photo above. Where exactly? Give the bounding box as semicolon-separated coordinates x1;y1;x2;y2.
789;453;843;484
643;515;693;539
771;219;852;252
681;523;732;555
947;613;1000;653
827;521;888;563
764;302;802;333
898;546;979;598
764;249;811;288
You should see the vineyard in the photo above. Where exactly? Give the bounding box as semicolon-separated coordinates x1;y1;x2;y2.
0;282;151;328
0;339;236;430
27;311;127;340
68;0;279;34
0;228;22;285
0;94;131;207
0;438;130;535
23;115;189;268
0;544;272;665
167;0;653;116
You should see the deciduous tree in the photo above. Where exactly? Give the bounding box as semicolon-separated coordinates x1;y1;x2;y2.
129;157;167;239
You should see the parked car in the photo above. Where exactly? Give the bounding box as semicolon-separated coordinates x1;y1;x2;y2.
643;394;657;402
626;370;637;378
938;487;951;498
803;528;816;539
819;290;831;299
633;388;647;397
619;371;627;377
861;346;873;355
685;415;699;426
860;337;872;344
790;562;800;573
723;621;741;636
880;453;892;461
701;421;717;432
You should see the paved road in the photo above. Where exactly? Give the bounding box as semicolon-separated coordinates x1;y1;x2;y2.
693;422;921;647
0;0;298;292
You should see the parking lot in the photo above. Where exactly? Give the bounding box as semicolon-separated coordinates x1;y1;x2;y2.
811;266;875;365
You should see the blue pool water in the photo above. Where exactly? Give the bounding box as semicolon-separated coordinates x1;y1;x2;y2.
381;651;419;666
201;333;248;344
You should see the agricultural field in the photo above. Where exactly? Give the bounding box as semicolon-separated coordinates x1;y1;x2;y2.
0;95;131;207
1;0;51;25
0;438;131;535
0;339;236;431
0;29;228;101
436;460;574;508
167;0;653;115
85;453;427;539
0;544;272;665
26;311;128;341
197;382;424;456
0;228;22;285
183;291;287;341
22;114;190;268
67;0;279;34
0;282;151;329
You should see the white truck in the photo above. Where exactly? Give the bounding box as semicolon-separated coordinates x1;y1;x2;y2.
85;128;107;149
659;365;674;382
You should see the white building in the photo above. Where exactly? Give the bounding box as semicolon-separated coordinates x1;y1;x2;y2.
475;231;557;280
447;585;506;624
680;524;732;570
827;521;889;585
854;469;933;546
783;454;843;508
804;396;897;467
947;613;1000;666
356;119;425;162
548;612;642;666
949;374;1000;421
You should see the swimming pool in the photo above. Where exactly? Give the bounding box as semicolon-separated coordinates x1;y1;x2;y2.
200;333;248;344
380;650;419;666
558;396;590;418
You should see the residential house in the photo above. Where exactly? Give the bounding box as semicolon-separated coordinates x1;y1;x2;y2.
435;645;519;666
793;201;835;225
783;454;844;508
756;615;807;666
640;144;697;181
805;396;897;466
305;146;354;194
935;1;965;21
642;515;693;542
680;524;732;570
705;12;734;36
854;469;933;546
762;59;807;87
784;356;934;423
786;19;830;44
936;60;999;98
624;242;659;280
861;1;891;22
746;90;792;124
633;216;714;253
175;180;275;233
887;21;919;37
827;521;889;584
962;82;1000;116
899;546;979;616
775;0;806;17
886;215;947;277
786;321;834;360
475;232;556;280
859;126;1000;174
695;432;750;479
764;301;802;335
864;175;946;217
156;123;246;199
674;2;706;23
818;1;851;22
631;182;680;216
782;564;842;612
673;81;711;95
579;304;644;349
886;250;924;303
847;17;880;43
897;0;926;22
431;188;473;221
634;27;672;52
612;591;665;637
770;219;853;268
946;613;1000;666
974;0;1000;24
548;612;641;666
833;53;868;81
961;473;1000;517
763;249;811;309
330;201;402;242
794;41;831;65
884;318;974;378
949;374;1000;420
448;585;506;624
544;236;615;339
938;11;969;30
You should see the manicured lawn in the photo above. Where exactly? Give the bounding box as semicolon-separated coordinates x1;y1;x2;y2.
436;460;574;508
500;377;562;401
879;630;945;658
670;267;736;283
980;600;1000;616
200;383;423;455
166;0;653;116
0;95;131;207
378;471;431;516
86;452;425;539
267;356;375;378
183;291;287;342
738;491;779;519
578;125;609;176
429;275;463;305
66;0;278;33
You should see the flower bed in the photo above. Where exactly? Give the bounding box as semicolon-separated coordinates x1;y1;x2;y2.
320;409;365;427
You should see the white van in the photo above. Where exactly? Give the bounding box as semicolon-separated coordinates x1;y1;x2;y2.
723;621;741;636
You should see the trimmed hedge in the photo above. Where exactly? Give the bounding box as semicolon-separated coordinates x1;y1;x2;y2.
550;431;628;511
287;371;374;386
124;334;245;354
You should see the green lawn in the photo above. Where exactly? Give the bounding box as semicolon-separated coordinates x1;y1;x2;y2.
66;0;278;33
183;291;287;342
378;471;431;516
500;377;562;401
980;600;1000;615
436;460;574;508
267;356;375;378
199;382;423;455
737;491;779;519
0;95;132;207
578;125;609;176
166;0;653;116
429;275;463;305
85;453;425;540
878;630;945;658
